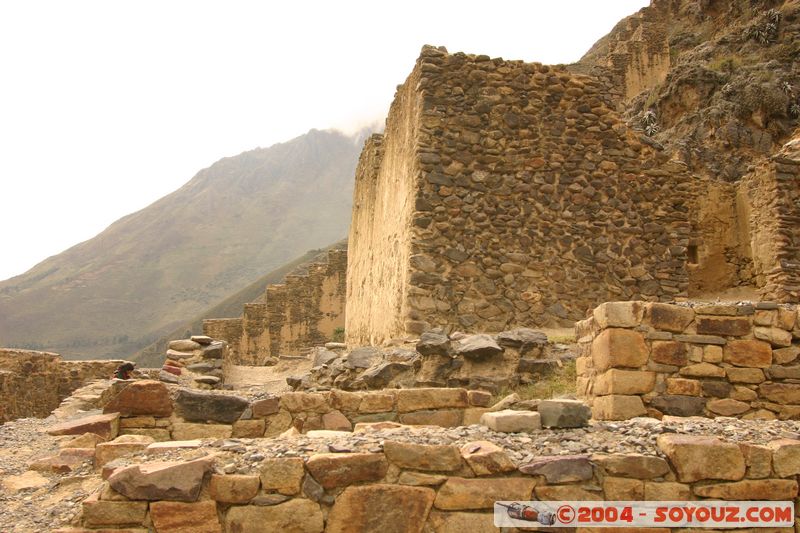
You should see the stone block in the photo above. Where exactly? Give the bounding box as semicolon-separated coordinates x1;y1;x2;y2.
169;339;201;351
149;500;221;533
754;327;793;347
82;494;147;527
398;472;448;486
359;392;395;413
645;303;694;332
259;457;305;495
593;454;670;479
174;389;249;423
644;481;692;500
726;367;765;383
537;399;591;428
321;410;353;431
673;334;726;345
398;409;462;427
696;317;751;336
467;390;492;407
60;432;106;449
593;301;644;328
679;362;725;378
651;341;688;366
47;412;120;440
119;416;156;429
459;441;515;476
740;443;772;479
649;395;706;417
119;427;171;441
479;409;540;432
656;434;745;482
326;485;435;533
172;422;231;440
95;440;151;468
767;365;800;380
707;398;750;416
209;474;260;503
395;388;468;412
519;455;593;483
103;380;173;417
759;383;800;404
723;340;772;368
250;397;281;417
384;441;462;472
594;370;655;395
108;456;214;501
224;499;323;533
434;477;536;510
454;334;504;359
701;380;732;398
731;385;758;401
591;395;646;420
462;407;490;425
305;452;388;489
773;346;800;365
604;476;644;500
693;479;798;500
30;447;95;474
591;329;648;371
666;378;702;396
534;485;602;501
768;439;800;477
703;345;723;363
425;511;497;533
232;419;266;438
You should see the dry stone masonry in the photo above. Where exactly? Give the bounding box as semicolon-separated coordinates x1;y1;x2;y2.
577;300;800;420
204;248;346;365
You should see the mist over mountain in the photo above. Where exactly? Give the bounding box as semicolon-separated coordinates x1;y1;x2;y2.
0;128;369;359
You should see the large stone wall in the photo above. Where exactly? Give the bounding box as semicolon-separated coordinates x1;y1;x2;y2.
0;348;126;423
577;301;800;420
346;45;692;345
204;248;347;365
72;431;800;532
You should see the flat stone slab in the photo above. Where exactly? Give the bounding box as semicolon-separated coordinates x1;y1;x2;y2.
174;389;249;424
47;412;120;440
480;409;541;433
108;456;215;501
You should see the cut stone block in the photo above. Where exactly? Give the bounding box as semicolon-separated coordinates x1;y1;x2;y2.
537;399;591;428
591;395;646;420
479;409;541;433
591;328;648;371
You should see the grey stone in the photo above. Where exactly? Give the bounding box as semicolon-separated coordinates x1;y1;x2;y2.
480;410;541;433
202;342;225;359
187;362;215;373
496;328;548;354
767;365;800;380
519;455;593;483
454;334;503;359
159;371;179;384
251;494;292;506
311;348;340;367
674;334;727;345
649;395;707;416
346;347;382;369
517;358;559;374
174;389;249;424
195;375;221;385
416;331;451;357
361;362;413;388
302;474;325;502
537;399;590;428
190;335;214;345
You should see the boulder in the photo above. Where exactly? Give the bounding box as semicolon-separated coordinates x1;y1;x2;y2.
310;347;340;367
103;380;173;417
479;410;541;433
537;399;590;428
108;456;214;501
519;455;593;483
174;389;249;423
346;347;382;369
454;334;503;359
416;331;451;356
47;412;120;440
326;485;435;533
496;328;547;353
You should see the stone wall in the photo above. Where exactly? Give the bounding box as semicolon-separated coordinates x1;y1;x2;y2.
204;248;347;365
346;45;692;345
577;301;800;420
72;432;800;532
0;348;126;423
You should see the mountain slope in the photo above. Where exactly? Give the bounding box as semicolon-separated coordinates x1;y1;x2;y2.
0;129;365;359
132;240;347;367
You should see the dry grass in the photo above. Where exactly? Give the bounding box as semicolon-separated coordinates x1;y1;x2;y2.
491;359;577;403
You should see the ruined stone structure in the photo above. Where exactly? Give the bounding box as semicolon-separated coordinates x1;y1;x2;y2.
577;301;800;420
204;248;347;365
0;349;126;423
346;46;693;345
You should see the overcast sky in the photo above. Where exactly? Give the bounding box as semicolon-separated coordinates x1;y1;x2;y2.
0;0;648;281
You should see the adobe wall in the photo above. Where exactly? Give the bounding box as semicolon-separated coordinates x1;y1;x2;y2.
347;46;692;345
577;301;800;420
0;348;126;423
204;249;347;365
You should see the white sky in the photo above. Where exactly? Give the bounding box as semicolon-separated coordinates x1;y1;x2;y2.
0;0;648;282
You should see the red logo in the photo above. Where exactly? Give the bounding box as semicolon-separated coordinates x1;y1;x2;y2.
557;505;576;524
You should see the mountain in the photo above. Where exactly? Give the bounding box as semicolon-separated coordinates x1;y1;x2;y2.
578;0;800;180
0;129;367;360
131;240;347;368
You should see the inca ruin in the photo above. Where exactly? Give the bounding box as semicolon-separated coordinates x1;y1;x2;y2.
2;0;800;532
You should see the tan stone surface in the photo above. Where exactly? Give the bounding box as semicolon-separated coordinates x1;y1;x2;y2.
707;398;750;416
592;329;648;371
95;441;151;468
305;452;388;489
723;339;772;368
678;362;725;378
359;392;395;413
47;413;120;440
604;476;644;500
171;422;231;440
593;454;670;479
82;495;147;527
593;301;644;328
425;511;497;533
384;441;462;472
259;457;304;495
60;432;106;449
594;369;655;395
759;383;800;404
399;409;462;427
398;472;448;486
693;479;798;500
726;367;766;383
459;440;516;475
666;378;702;396
656;434;745;482
395;388;468;412
103;380;172;417
651;341;688;366
1;470;49;492
209;474;260;503
534;485;603;501
740;443;772;478
645;303;695;332
768;439;800;477
591;395;646;420
150;500;221;533
326;484;435;533
644;481;692;500
434;477;536;510
224;499;323;533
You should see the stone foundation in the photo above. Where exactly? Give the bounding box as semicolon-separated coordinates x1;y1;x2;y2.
0;349;128;423
577;301;800;420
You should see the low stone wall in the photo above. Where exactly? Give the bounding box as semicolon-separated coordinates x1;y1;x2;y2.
91;381;496;441
0;348;127;423
577;301;800;420
69;432;800;532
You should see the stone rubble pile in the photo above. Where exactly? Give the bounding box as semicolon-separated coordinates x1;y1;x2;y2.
159;335;226;389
